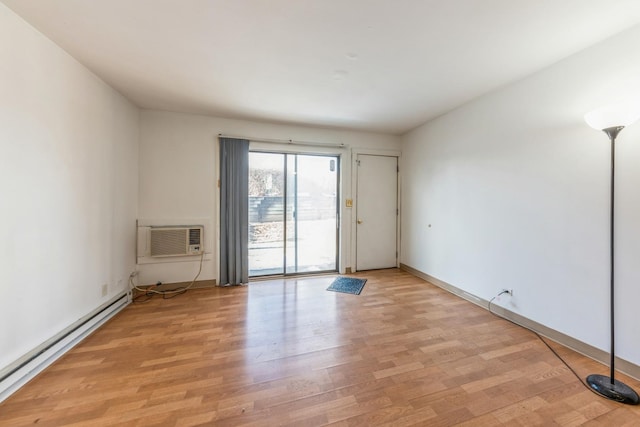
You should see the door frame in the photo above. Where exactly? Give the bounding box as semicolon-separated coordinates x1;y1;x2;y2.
350;148;401;273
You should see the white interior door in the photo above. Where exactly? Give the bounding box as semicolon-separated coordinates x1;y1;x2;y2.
356;154;398;270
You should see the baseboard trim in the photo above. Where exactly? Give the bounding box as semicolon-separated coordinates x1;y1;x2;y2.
399;263;640;381
0;292;129;403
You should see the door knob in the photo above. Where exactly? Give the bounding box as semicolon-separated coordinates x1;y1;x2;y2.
357;219;363;224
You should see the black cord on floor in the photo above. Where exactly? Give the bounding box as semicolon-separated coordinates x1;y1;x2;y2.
487;291;599;397
133;293;152;303
130;252;204;303
162;287;187;299
132;285;188;302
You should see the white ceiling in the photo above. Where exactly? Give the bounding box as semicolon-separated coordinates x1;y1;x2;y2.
4;0;640;135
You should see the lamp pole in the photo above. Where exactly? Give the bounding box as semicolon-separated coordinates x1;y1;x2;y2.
584;126;639;405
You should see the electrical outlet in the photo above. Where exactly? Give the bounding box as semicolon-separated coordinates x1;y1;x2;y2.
101;283;108;297
502;288;513;296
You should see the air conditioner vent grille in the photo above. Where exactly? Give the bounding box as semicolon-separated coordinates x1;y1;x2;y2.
149;226;203;257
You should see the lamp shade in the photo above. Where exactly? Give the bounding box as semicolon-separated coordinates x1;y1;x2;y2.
584;104;640;130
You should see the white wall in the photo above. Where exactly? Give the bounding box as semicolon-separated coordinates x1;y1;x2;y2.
138;110;400;285
0;4;139;370
401;24;640;366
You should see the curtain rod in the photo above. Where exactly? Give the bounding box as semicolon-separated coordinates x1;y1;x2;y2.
218;133;346;149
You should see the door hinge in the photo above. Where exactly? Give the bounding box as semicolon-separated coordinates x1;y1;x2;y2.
397;165;399;173
356;160;361;166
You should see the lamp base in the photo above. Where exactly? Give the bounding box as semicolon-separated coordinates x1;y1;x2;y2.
586;374;639;405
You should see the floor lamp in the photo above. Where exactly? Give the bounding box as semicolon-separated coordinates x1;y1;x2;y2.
584;105;640;405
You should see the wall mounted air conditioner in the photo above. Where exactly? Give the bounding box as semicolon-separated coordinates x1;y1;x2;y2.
148;226;204;257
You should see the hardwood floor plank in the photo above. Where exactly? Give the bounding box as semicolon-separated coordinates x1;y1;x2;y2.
2;268;640;426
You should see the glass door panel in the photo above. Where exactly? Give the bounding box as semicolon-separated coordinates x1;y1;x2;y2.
288;155;337;273
248;152;285;276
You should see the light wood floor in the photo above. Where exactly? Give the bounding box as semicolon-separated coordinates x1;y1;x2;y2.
2;269;640;426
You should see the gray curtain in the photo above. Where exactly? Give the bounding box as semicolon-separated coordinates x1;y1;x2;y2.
219;137;249;285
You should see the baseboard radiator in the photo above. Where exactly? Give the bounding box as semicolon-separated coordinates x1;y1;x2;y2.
0;292;129;403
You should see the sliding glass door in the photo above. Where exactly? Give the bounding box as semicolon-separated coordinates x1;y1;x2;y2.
248;152;339;276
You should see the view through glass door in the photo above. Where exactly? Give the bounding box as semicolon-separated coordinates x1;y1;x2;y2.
249;152;339;276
